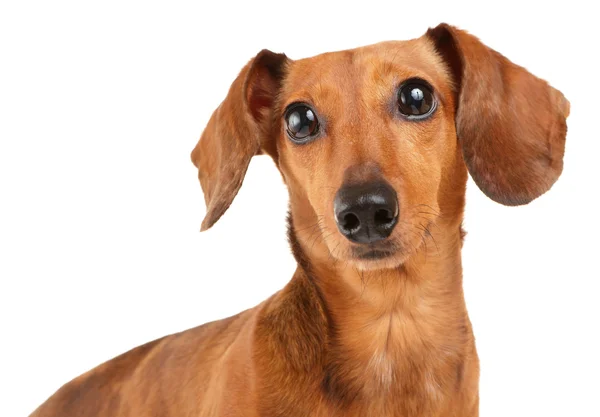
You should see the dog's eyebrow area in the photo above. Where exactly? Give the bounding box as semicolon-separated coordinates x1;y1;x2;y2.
279;46;451;128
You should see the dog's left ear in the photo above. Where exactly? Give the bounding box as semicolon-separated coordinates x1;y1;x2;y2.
191;50;288;231
426;24;570;205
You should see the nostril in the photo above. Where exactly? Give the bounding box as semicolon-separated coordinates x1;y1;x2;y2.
374;208;394;227
342;212;361;232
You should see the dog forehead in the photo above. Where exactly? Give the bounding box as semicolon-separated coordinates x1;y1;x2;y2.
281;37;449;102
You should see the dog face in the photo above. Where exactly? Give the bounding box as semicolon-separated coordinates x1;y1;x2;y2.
191;24;569;271
276;40;461;270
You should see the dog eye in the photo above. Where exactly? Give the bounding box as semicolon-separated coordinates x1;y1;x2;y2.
285;104;320;143
397;79;436;119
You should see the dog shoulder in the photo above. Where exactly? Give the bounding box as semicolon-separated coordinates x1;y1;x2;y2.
30;311;255;417
29;335;167;417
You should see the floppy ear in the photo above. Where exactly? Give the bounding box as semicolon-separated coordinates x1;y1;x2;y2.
191;50;288;231
427;24;570;205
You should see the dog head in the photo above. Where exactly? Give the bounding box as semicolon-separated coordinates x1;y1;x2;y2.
191;24;569;271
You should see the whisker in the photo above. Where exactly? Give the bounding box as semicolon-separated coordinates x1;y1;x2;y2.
328;240;343;265
416;223;439;255
416;211;442;218
294;222;321;233
414;216;441;232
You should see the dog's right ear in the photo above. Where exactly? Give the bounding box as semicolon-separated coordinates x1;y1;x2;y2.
191;50;288;231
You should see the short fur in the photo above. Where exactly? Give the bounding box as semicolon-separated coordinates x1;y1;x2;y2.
31;24;569;417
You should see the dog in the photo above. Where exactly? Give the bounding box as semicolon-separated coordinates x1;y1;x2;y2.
31;23;569;417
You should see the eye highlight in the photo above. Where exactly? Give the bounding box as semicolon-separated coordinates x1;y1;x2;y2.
397;79;437;119
284;103;320;143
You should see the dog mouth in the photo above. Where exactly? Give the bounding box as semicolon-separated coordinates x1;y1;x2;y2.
351;242;398;260
346;240;409;271
353;248;395;260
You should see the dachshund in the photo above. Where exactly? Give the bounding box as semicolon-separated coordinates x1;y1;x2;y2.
31;23;569;417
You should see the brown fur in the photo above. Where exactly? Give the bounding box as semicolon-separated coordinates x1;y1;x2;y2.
31;24;569;417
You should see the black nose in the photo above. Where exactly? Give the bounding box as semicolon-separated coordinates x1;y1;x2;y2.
334;182;399;244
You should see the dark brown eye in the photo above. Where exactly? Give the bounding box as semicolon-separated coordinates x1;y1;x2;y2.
285;104;319;143
397;79;436;119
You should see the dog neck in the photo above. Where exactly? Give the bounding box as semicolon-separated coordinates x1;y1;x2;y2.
257;210;471;412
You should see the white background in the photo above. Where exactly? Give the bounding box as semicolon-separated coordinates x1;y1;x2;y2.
1;1;599;416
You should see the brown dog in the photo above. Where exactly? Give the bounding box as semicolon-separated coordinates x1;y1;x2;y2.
31;23;569;417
